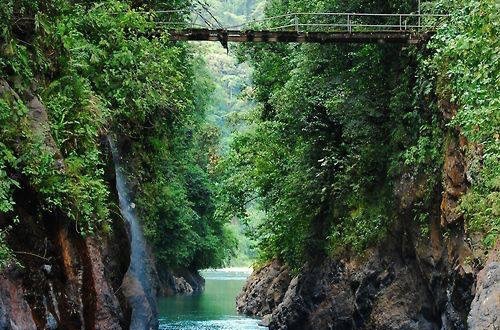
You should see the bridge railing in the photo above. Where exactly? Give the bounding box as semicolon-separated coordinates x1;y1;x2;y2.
225;12;448;32
151;10;448;33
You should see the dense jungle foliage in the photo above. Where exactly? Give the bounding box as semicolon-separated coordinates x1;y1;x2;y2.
216;0;499;268
431;0;499;246
0;0;498;273
200;43;259;265
0;0;236;270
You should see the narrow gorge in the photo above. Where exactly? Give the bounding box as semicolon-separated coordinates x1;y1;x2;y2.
0;0;498;329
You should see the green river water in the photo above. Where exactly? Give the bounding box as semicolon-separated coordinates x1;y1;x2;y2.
158;269;267;330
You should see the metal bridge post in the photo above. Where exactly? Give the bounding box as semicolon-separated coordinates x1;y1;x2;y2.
347;13;351;33
294;15;299;32
417;0;422;30
418;0;421;30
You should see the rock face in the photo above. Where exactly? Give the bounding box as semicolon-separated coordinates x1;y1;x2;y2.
239;239;489;330
0;78;203;329
84;238;125;330
441;136;468;226
237;260;290;318
468;243;500;330
157;268;205;296
238;241;441;330
237;131;498;330
0;272;37;330
0;219;130;330
0;79;131;330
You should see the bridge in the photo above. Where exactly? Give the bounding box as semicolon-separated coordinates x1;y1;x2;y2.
151;7;448;49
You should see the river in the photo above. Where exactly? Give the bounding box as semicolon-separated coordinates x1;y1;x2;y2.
158;268;266;330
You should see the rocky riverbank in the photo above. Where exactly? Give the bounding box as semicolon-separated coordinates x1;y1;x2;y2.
238;241;498;330
237;131;499;330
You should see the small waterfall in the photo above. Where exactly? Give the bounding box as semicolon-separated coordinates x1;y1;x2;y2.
108;136;158;330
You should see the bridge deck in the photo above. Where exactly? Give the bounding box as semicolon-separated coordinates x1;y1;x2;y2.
168;29;431;45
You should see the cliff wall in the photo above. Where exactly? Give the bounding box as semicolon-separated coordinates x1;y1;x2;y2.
237;126;499;330
0;79;131;329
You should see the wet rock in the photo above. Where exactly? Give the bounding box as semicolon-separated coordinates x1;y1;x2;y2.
236;260;291;317
84;237;124;330
41;264;52;275
268;275;308;329
175;269;205;293
157;268;205;296
468;243;500;330
259;314;272;327
0;271;37;330
239;243;442;330
45;312;57;330
174;277;193;294
122;273;158;330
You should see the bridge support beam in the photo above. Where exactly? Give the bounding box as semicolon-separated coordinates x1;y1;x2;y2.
167;29;431;46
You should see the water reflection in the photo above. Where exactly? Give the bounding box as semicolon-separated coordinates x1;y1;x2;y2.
158;269;266;330
159;318;264;330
